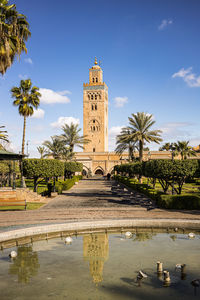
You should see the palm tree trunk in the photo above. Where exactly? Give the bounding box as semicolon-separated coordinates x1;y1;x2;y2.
139;140;143;162
22;115;26;155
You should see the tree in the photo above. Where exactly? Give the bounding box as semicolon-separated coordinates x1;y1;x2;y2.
126;112;162;162
43;136;65;160
115;128;138;161
0;0;31;75
59;123;90;153
159;142;171;151
37;146;47;159
23;159;65;192
0;125;9;143
174;141;197;160
11;79;41;155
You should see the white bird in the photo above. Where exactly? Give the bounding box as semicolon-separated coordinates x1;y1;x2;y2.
125;231;132;238
188;232;195;239
9;250;17;258
65;237;73;244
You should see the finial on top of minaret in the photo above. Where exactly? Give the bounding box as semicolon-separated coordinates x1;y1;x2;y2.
94;57;98;65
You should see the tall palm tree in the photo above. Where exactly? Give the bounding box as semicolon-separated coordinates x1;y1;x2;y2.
59;123;90;153
43;136;65;160
0;0;31;75
37;146;47;159
126;112;162;162
115;128;138;161
11;79;41;155
174;141;197;160
0;125;9;143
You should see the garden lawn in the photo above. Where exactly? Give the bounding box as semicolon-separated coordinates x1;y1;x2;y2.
0;202;44;211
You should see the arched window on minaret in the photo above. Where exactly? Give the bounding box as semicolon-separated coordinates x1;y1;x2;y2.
92;105;94;110
95;94;97;100
93;78;95;83
91;95;93;100
95;104;97;110
93;126;95;131
93;148;95;152
88;94;90;100
96;78;98;83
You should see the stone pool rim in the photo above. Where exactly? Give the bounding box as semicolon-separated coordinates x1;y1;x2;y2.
1;218;200;243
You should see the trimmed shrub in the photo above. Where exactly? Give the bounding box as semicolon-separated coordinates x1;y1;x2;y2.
23;159;65;192
55;175;81;194
65;162;83;178
158;194;200;209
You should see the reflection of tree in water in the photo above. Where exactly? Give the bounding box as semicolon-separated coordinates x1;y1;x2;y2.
133;232;156;242
83;233;109;285
9;246;40;283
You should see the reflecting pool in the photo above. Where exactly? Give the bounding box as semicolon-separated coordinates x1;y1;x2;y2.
0;231;200;299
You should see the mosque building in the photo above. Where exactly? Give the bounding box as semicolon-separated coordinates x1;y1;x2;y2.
75;59;176;176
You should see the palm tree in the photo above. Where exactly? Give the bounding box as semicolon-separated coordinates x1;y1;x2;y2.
11;79;41;155
59;123;90;153
159;142;171;151
115;128;138;161
0;0;31;75
174;141;197;160
37;146;47;159
43;136;65;160
0;125;9;143
126;112;162;162
61;146;75;161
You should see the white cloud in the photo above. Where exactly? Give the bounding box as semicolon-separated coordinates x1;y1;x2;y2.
19;74;28;80
160;122;191;141
114;96;128;107
108;126;123;151
31;108;45;119
172;67;200;87
39;88;71;104
57;90;72;95
24;58;33;64
158;19;173;30
51;116;80;128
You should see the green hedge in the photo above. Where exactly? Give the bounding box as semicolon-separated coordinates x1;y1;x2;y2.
115;175;200;209
158;194;200;209
114;175;164;201
55;175;81;194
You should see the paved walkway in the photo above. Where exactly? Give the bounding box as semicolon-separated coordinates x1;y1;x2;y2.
0;178;200;230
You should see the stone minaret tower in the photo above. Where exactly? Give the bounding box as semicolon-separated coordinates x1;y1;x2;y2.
83;58;108;152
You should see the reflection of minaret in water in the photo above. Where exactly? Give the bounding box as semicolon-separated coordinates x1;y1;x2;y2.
83;233;109;285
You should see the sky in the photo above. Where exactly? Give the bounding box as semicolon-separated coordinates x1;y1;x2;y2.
0;0;200;157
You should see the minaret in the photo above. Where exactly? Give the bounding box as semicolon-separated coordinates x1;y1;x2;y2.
83;58;108;152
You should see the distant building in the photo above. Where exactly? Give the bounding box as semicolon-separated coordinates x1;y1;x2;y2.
193;144;200;152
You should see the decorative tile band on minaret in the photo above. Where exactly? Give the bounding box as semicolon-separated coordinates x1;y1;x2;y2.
83;58;108;153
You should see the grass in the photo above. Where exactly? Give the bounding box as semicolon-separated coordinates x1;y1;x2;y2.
115;175;200;209
0;202;44;211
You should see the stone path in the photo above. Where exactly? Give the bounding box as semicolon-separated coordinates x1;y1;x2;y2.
0;178;200;229
43;178;154;209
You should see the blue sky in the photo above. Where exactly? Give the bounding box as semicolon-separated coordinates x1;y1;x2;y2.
1;0;200;157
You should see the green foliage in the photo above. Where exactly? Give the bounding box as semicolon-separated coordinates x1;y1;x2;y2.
114;162;142;177
23;159;64;192
158;194;200;209
0;0;31;75
65;161;83;178
23;159;64;178
115;159;199;194
55;175;81;194
114;175;164;201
